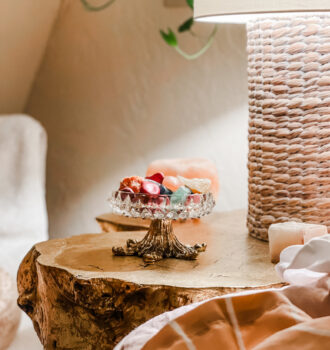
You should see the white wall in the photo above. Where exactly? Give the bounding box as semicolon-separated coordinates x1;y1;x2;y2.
0;0;60;113
26;0;249;238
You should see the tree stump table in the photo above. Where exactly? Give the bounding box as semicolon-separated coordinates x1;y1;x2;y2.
96;213;150;233
17;210;283;350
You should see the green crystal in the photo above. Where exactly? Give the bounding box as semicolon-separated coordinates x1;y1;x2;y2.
170;186;191;205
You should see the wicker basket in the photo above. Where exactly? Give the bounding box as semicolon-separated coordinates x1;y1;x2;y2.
247;15;330;241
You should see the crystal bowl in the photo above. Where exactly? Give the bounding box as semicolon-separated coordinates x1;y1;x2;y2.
108;191;215;220
108;190;215;264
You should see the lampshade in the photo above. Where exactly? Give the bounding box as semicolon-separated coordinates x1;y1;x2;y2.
194;0;330;23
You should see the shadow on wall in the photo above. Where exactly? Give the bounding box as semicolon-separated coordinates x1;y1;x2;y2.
26;0;248;238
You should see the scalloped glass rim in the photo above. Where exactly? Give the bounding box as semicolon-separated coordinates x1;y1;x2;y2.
108;190;215;220
113;191;205;199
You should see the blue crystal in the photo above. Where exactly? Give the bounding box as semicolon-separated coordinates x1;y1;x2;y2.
160;184;172;195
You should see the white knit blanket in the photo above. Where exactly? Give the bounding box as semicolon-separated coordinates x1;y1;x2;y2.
0;115;48;277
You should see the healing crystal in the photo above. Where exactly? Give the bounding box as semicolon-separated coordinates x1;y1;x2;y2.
119;176;144;193
146;158;219;198
163;176;183;193
146;172;165;184
160;184;172;195
177;176;211;194
140;181;161;195
170;186;192;205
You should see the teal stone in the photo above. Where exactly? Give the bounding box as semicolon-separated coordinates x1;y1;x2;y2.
170;186;191;205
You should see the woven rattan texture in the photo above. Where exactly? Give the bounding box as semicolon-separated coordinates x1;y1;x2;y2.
247;16;330;241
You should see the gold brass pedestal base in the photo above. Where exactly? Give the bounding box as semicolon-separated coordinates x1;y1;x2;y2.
112;219;206;263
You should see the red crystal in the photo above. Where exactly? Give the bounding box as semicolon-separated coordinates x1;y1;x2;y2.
119;176;144;193
146;172;165;184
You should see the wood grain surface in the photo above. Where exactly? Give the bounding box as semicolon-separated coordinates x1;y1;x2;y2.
17;210;283;349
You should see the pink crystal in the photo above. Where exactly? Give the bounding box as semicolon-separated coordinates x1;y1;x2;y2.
146;158;219;198
140;181;160;195
163;176;183;193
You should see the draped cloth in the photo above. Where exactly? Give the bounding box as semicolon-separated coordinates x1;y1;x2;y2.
115;236;330;350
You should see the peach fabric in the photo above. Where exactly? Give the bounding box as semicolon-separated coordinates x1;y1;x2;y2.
141;237;330;350
116;237;330;350
142;290;330;350
146;158;219;198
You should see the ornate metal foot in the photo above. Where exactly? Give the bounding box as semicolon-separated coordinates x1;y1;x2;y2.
112;219;207;264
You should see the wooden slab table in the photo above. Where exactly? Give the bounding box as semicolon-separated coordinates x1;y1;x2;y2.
96;213;150;232
17;210;283;350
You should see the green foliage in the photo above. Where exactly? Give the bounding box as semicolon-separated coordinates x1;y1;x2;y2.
81;0;217;61
178;17;194;33
186;0;194;10
160;0;217;60
160;2;194;50
160;29;178;47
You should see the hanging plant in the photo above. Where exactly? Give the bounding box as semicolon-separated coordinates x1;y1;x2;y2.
160;0;217;60
81;0;217;60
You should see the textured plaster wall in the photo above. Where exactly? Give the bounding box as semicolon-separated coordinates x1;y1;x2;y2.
0;0;60;113
26;0;248;238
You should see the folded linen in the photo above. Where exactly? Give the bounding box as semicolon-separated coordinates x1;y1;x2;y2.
276;235;330;285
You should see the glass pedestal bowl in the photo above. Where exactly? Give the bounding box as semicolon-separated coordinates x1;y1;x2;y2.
108;190;215;264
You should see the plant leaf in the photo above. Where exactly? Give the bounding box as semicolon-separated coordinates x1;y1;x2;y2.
186;0;194;9
160;29;178;47
178;17;194;33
